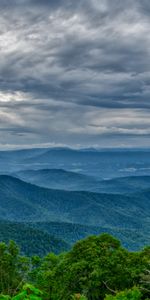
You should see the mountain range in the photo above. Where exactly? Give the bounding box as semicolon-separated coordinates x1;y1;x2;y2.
0;174;149;227
1;147;150;178
0;147;149;255
0;174;149;252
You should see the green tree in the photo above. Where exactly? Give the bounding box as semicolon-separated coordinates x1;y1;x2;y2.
51;234;148;299
104;287;141;300
29;252;61;299
0;241;30;296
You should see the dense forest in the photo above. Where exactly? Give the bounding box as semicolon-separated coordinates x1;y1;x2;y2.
0;233;149;300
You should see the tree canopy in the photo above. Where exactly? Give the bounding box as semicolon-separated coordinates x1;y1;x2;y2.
0;234;149;300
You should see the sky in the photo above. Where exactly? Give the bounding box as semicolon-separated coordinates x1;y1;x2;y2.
0;0;150;149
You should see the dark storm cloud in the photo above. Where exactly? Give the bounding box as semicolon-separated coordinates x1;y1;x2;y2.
0;0;150;147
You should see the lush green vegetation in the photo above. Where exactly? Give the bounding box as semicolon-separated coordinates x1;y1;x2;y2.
0;234;149;300
29;221;150;251
0;220;149;256
0;221;69;256
0;219;149;257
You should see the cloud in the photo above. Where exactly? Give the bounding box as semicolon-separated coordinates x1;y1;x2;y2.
0;0;150;147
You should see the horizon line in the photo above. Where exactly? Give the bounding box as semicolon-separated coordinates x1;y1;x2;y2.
0;144;150;152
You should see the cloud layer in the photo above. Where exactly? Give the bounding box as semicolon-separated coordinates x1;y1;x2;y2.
0;0;150;148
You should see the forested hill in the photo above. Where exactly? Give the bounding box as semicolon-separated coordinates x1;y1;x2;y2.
0;219;149;255
0;174;149;252
0;174;149;228
0;220;69;256
27;220;150;251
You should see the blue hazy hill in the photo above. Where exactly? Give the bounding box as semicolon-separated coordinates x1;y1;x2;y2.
0;147;150;179
14;168;150;194
14;168;98;191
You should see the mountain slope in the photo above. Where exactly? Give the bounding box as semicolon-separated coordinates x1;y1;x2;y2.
27;221;150;251
0;175;149;229
0;220;69;256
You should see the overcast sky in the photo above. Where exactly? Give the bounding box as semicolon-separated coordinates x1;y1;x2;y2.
0;0;150;149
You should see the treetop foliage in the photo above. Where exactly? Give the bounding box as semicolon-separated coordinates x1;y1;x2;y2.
0;234;149;300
